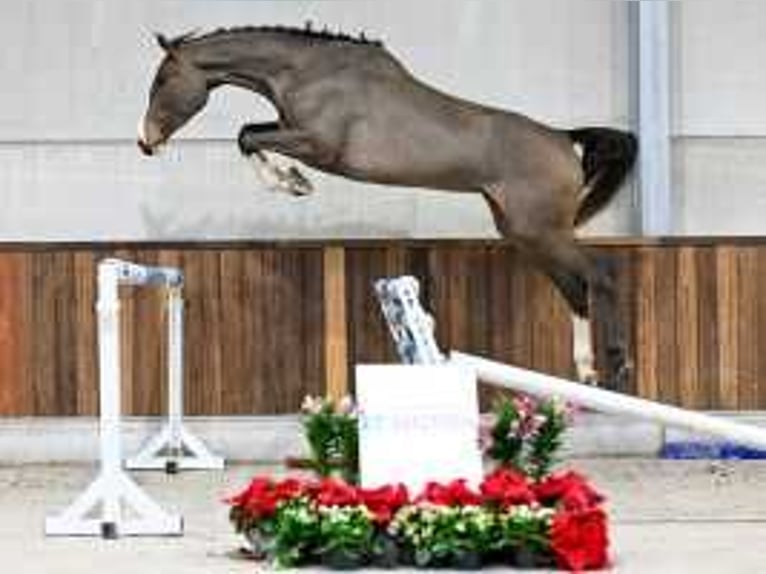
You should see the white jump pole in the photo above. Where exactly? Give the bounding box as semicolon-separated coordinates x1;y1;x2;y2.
451;351;766;452
46;259;182;537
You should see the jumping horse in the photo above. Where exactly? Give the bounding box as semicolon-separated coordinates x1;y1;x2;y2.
137;25;638;387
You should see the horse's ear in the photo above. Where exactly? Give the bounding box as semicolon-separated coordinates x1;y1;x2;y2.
155;33;169;50
155;32;176;55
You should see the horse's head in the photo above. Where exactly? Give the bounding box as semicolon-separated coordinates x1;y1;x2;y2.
138;33;209;156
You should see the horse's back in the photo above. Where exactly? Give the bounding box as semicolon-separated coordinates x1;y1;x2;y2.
281;43;581;194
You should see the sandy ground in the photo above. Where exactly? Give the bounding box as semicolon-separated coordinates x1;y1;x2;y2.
3;459;766;573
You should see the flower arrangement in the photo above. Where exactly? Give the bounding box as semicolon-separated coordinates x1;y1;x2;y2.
295;395;359;484
482;395;571;480
227;470;608;570
226;393;609;571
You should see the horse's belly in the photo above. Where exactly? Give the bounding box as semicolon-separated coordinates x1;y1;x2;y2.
339;121;488;191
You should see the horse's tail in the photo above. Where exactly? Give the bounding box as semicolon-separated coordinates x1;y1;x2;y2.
568;127;638;227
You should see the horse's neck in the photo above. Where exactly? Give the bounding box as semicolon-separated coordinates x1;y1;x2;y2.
186;34;306;100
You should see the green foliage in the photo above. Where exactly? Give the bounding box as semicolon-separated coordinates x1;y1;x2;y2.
486;399;525;467
254;497;378;568
301;396;359;484
484;395;570;480
390;505;496;567
270;497;320;568
494;505;554;555
527;400;568;481
316;506;376;562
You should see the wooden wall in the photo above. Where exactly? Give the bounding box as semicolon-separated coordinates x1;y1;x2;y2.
0;239;764;416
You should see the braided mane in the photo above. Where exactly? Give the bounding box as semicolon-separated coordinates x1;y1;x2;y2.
173;23;384;48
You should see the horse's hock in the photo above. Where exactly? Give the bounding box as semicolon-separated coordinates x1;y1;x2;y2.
0;238;765;417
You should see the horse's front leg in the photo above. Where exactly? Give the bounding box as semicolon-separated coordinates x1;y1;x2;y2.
238;123;315;196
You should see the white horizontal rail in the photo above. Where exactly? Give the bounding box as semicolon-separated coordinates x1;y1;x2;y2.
451;351;766;451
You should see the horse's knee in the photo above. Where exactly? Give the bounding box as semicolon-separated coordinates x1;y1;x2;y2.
237;126;257;156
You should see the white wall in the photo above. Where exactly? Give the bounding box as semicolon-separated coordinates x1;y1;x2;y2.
670;1;766;235
0;0;632;241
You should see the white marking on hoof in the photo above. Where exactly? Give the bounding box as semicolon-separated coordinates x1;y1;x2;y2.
247;153;284;190
572;314;598;385
246;154;313;196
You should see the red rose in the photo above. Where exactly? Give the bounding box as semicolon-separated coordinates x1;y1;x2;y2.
480;468;535;508
416;479;481;506
224;476;274;508
534;471;604;511
315;478;360;507
550;507;609;571
417;481;452;505
246;490;280;517
359;484;409;524
224;476;309;519
273;477;307;501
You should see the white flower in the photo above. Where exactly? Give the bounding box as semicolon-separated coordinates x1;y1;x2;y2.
336;395;357;417
300;395;324;415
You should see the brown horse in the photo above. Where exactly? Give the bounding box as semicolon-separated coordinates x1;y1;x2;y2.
138;25;637;386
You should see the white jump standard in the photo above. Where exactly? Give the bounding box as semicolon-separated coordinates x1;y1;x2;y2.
374;276;443;365
45;258;218;538
126;270;224;473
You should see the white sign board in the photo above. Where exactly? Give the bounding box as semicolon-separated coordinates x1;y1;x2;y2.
356;364;482;494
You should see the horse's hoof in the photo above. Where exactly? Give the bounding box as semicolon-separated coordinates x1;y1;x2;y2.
283;167;314;196
605;361;632;391
576;368;599;386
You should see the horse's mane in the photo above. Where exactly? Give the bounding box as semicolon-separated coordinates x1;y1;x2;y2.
174;23;384;48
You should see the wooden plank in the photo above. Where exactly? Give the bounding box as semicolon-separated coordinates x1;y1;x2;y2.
676;246;701;408
736;247;759;409
323;247;348;401
298;248;326;408
653;247;679;404
73;253;98;415
486;246;514;362
716;246;740;410
0;254;26;415
758;247;766;408
635;247;658;400
127;249;166;416
346;249;396;372
694;247;718;409
184;250;225;414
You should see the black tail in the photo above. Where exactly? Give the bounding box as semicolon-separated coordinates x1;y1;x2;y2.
568;127;638;227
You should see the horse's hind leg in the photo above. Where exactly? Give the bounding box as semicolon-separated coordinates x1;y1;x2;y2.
482;190;628;387
590;256;631;389
540;239;629;388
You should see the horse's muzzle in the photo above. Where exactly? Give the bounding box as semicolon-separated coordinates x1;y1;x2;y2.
137;138;155;156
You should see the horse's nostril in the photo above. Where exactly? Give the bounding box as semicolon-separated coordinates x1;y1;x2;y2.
137;139;154;156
